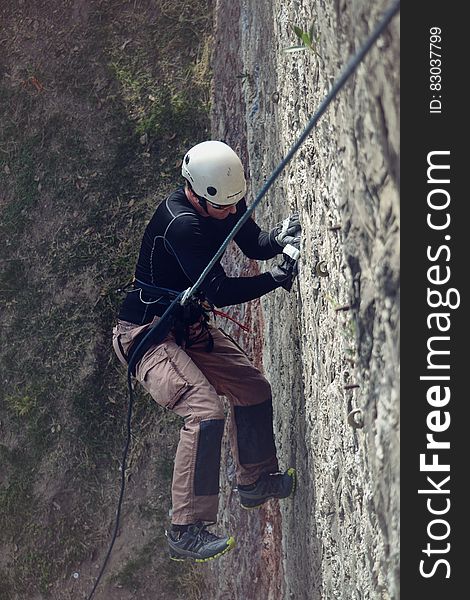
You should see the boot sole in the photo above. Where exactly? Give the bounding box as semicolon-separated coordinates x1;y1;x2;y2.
240;468;297;510
169;536;236;562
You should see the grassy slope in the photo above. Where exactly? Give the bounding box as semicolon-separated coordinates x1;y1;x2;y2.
0;1;212;597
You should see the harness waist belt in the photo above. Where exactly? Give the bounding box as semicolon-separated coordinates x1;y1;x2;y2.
133;280;181;301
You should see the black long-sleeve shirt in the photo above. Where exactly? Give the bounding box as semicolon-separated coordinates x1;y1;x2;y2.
118;187;283;324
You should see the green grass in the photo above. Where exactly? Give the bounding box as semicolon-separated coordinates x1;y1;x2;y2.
0;572;14;598
112;537;159;590
0;136;40;234
0;452;36;522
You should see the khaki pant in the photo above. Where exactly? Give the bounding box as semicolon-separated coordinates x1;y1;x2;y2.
112;318;279;525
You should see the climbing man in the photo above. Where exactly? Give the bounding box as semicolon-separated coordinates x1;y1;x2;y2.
112;140;301;562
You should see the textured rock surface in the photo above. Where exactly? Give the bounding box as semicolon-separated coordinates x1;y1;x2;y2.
209;0;399;598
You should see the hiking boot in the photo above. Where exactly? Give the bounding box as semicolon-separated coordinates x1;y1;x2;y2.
167;522;235;562
238;468;296;509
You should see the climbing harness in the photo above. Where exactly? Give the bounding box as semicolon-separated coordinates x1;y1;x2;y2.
86;2;400;597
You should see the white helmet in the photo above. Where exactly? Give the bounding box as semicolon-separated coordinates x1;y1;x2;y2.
181;140;246;206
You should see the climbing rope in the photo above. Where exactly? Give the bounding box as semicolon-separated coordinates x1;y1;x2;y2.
87;1;400;597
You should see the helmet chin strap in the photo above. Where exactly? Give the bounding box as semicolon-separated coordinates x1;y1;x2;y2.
184;182;210;215
196;195;209;214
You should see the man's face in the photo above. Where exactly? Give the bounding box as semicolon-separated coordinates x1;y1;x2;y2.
205;201;238;220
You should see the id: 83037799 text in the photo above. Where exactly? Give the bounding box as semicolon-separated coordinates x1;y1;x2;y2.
429;26;443;115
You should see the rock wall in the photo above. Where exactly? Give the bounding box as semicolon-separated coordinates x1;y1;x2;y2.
209;1;399;598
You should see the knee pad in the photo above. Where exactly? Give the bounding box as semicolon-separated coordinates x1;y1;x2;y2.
194;419;225;496
234;399;277;464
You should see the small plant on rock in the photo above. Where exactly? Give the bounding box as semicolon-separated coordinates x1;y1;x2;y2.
284;22;322;58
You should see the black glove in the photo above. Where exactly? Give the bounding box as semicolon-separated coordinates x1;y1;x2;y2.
270;237;300;291
271;212;301;248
